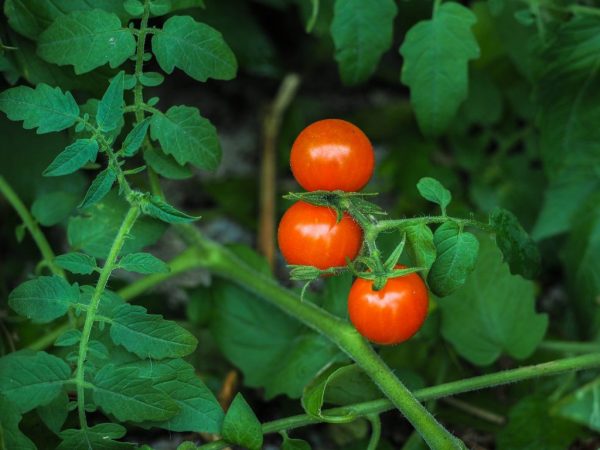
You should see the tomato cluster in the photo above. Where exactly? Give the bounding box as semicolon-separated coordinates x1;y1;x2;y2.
278;119;428;345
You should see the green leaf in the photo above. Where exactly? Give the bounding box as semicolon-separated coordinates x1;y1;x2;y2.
144;145;193;179
211;279;342;399
118;252;170;274
37;390;68;434
4;0;130;40
427;221;479;296
302;365;360;422
79;168;117;209
400;2;480;136
68;192;166;259
150;0;172;16
139;71;165;87
43;139;99;177
80;286;125;317
129;359;224;433
8;276;79;323
92;365;179;422
0;395;36;450
282;435;312;450
0;351;71;413
141;195;200;224
31;173;87;226
110;304;197;359
152;15;237;82
563;197;600;339
416;177;452;213
439;238;548;365
330;0;397;85
54;252;97;275
0;83;79;133
122;118;151;157
221;394;263;450
497;396;580;450
57;423;133;450
150;106;222;171
555;377;600;432
490;208;540;279
97;71;125;133
55;329;82;347
38;10;136;74
405;223;436;275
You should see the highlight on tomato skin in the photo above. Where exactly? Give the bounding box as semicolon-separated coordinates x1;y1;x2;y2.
290;118;375;192
347;266;429;345
277;201;363;270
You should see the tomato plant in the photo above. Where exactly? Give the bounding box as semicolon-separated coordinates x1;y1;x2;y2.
277;200;362;269
290;119;375;192
348;266;429;345
0;1;599;450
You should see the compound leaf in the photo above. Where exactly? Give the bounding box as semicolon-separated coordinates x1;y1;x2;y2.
152;15;237;82
38;10;136;74
0;83;79;133
400;2;480;136
8;276;79;323
330;0;397;85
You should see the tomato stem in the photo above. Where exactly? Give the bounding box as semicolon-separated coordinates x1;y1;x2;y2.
74;204;140;429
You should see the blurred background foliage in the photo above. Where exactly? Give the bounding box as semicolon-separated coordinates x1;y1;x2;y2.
1;0;599;449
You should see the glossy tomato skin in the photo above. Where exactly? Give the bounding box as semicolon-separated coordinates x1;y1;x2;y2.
348;266;429;345
290;119;375;192
277;201;362;270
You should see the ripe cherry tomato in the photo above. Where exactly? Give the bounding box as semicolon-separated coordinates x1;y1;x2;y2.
290;119;375;192
348;266;429;345
277;201;362;270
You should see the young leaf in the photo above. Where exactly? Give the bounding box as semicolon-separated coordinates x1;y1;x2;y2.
282;435;312;450
43;139;99;177
57;423;133;450
150;106;222;171
0;395;36;450
490;208;540;279
497;396;580;450
439;239;548;365
92;365;179;422
38;10;136;74
330;0;397;85
122;118;151;157
0;83;79;133
302;365;357;422
96;71;125;133
109;304;198;359
118;252;170;274
221;394;263;450
400;3;480;136
8;276;79;323
130;359;224;433
416;177;452;213
405;223;436;274
427;221;479;296
0;351;71;413
555;378;600;432
141;195;200;224
152;15;237;82
79;168;117;209
54;252;97;275
37;390;68;434
139;72;165;87
54;329;82;347
149;0;172;16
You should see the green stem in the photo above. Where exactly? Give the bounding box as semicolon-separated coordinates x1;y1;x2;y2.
176;225;464;449
539;340;600;354
134;0;151;124
74;205;140;429
197;353;600;450
374;216;492;235
0;176;65;277
366;414;382;450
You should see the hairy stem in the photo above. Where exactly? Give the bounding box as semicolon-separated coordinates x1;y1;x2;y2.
0;175;65;277
74;205;140;429
197;352;600;449
134;0;151;124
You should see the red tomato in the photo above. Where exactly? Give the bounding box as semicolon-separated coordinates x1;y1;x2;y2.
290;119;375;192
348;266;429;345
277;201;362;269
